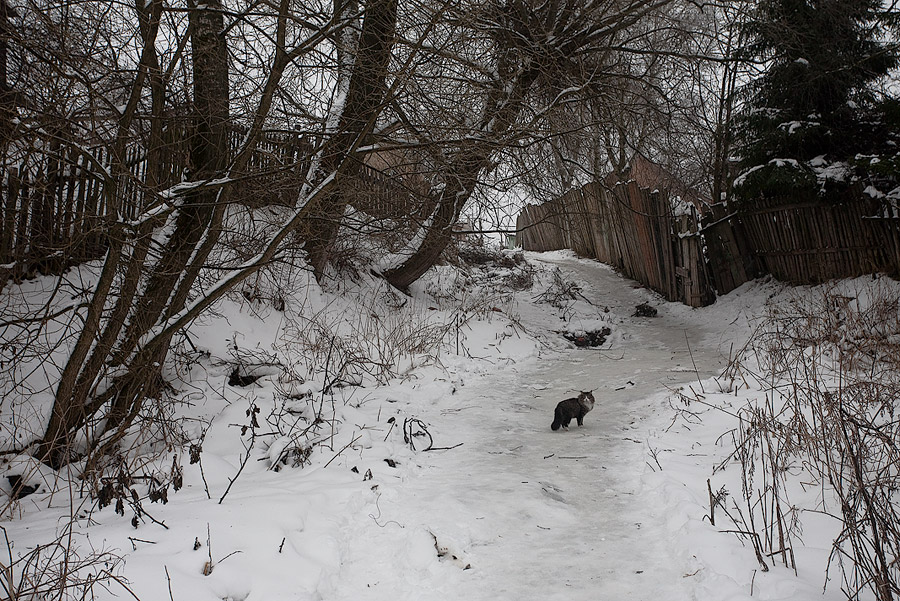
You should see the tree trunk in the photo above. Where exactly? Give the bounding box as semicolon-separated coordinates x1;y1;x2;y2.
38;0;166;468
38;0;229;468
105;0;230;426
297;0;398;280
381;0;661;289
115;0;229;363
384;58;540;290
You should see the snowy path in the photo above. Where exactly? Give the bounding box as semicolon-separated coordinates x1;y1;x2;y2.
331;255;730;600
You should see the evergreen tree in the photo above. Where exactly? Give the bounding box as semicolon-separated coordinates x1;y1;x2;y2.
733;0;899;202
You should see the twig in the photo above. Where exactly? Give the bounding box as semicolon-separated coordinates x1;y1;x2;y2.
403;418;433;451
324;435;361;468
383;418;396;441
219;403;259;505
684;329;705;394
139;508;170;530
719;530;769;572
128;537;156;551
203;524;214;576
198;455;211;500
424;442;464;451
165;565;175;601
217;550;243;565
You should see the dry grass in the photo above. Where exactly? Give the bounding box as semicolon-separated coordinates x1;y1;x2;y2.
720;280;900;601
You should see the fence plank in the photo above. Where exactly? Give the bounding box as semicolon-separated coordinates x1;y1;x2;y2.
0;127;322;278
15;171;30;261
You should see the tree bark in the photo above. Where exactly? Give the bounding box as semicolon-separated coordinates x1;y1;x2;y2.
115;0;230;363
296;0;398;280
40;0;344;468
383;0;668;290
103;0;230;429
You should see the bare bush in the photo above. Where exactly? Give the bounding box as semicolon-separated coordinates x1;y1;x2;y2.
453;239;534;292
723;281;900;600
275;280;453;386
533;268;582;319
0;525;131;601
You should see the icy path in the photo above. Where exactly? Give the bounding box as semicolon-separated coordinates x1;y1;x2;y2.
331;255;729;600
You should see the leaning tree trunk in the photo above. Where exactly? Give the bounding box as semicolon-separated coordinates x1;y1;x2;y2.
37;0;166;468
384;61;540;290
40;0;348;469
115;0;230;365
97;0;231;437
383;0;670;290
296;0;398;280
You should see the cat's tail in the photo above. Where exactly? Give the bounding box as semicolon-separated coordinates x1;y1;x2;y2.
551;417;561;431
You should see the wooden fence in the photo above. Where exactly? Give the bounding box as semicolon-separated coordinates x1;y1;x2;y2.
699;203;759;296
0;127;418;280
517;181;713;307
518;182;900;307
343;162;430;221
735;194;900;284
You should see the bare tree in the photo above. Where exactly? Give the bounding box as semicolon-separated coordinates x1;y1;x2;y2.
3;0;726;471
295;0;399;279
379;0;690;290
24;0;353;468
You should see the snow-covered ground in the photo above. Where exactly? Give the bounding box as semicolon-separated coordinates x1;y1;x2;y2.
1;250;896;601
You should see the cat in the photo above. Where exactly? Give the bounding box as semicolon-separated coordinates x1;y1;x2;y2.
551;391;595;431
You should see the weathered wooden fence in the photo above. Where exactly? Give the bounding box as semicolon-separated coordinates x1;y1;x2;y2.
519;182;900;306
1;127;419;280
734;195;900;284
0;128;309;274
517;181;713;307
342;162;429;221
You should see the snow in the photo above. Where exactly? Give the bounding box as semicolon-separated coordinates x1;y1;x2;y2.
2;250;898;601
813;160;850;185
732;163;765;188
864;185;884;198
781;121;803;135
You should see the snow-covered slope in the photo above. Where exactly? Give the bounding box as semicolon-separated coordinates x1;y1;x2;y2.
1;249;896;601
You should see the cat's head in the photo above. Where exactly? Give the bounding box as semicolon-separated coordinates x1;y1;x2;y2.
579;390;595;406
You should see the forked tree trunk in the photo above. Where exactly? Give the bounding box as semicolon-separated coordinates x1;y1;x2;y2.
38;0;166;468
297;0;398;280
384;0;672;290
116;0;229;363
40;0;347;468
101;0;230;431
38;0;229;468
